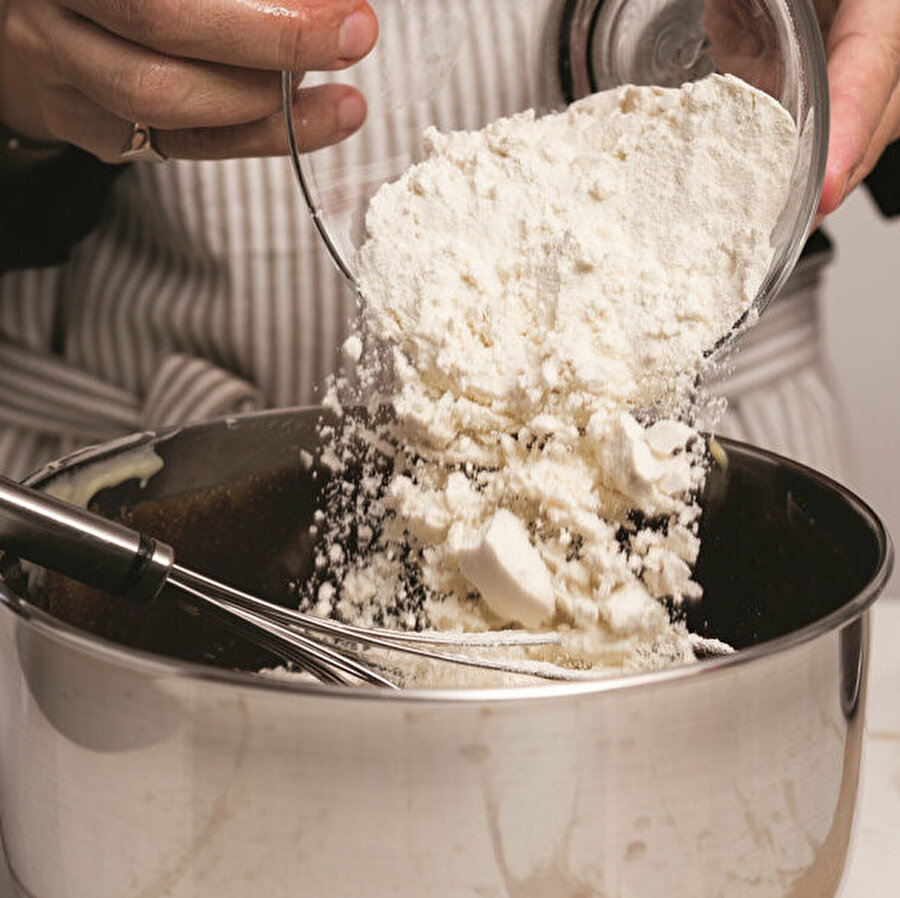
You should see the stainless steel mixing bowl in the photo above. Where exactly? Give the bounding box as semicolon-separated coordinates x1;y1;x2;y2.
0;408;892;897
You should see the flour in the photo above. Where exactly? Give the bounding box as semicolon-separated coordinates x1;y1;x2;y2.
304;74;798;685
356;73;797;448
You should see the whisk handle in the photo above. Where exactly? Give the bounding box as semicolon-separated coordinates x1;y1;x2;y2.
0;475;174;602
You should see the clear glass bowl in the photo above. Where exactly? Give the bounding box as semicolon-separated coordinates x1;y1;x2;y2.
284;0;827;318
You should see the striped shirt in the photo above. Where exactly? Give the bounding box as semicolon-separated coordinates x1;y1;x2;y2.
0;0;848;481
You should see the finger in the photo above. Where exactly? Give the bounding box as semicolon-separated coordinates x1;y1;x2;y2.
154;83;367;160
49;8;283;130
36;86;137;163
36;80;365;163
60;0;378;72
812;87;900;229
812;88;900;230
817;0;900;215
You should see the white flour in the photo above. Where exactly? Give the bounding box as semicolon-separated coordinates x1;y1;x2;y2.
305;74;798;685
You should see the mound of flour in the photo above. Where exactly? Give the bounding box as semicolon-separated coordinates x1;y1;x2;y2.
305;74;798;683
357;73;797;450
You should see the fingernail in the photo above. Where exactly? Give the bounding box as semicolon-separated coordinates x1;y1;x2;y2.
837;171;850;203
339;9;376;60
337;93;366;133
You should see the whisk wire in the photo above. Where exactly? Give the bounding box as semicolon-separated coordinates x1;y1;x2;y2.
171;571;398;688
0;472;574;690
171;563;569;683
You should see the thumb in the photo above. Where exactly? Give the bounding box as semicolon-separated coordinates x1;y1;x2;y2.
818;0;900;215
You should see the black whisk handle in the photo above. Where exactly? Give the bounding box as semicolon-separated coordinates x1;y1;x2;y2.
0;475;174;602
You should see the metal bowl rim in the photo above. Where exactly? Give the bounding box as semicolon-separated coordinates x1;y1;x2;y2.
0;407;893;705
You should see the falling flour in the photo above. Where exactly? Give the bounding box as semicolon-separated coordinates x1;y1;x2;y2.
300;74;798;685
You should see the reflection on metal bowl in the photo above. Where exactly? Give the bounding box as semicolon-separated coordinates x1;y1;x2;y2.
0;407;892;897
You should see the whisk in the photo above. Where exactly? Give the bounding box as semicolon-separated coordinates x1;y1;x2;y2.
0;475;564;689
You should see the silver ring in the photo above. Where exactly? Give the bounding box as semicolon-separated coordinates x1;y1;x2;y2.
121;122;167;162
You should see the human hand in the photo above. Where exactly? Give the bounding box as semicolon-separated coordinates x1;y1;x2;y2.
816;0;900;217
0;0;377;162
703;0;899;221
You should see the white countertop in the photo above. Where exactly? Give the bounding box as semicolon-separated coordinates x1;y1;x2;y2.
840;596;900;897
1;600;897;897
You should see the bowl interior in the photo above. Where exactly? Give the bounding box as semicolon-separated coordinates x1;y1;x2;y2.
287;0;827;313
0;410;889;676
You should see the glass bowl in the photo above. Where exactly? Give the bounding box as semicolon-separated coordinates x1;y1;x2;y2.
284;0;828;319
